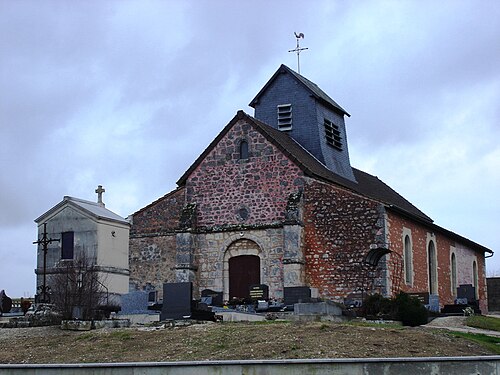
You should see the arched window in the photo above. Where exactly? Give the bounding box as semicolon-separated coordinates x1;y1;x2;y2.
239;140;249;160
451;253;457;296
428;240;437;295
404;235;412;285
473;260;479;299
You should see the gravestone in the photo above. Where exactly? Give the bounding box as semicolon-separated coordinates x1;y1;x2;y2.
249;284;269;301
121;291;150;314
161;282;192;320
457;284;476;304
201;289;223;307
284;286;311;306
0;290;12;314
427;294;440;312
408;292;430;305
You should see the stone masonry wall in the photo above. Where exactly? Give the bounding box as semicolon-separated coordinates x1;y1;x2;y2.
386;211;488;313
129;188;185;292
303;178;385;302
185;118;305;228
130;188;185;235
195;229;284;301
128;235;176;292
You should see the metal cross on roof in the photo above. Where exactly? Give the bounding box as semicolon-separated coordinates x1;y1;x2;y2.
288;32;308;74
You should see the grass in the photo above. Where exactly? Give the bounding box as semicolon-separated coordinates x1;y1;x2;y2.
450;331;500;355
466;315;500;332
110;330;133;341
347;320;404;329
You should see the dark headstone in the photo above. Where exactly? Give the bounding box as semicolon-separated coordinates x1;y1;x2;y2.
161;282;192;320
249;284;269;301
457;284;476;304
121;291;150;314
148;291;157;303
408;292;430;305
284;286;311;306
0;290;12;314
201;289;223;307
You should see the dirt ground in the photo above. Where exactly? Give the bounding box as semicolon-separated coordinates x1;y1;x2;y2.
0;320;494;364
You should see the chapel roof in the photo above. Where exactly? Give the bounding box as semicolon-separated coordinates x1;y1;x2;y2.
249;64;350;117
35;196;129;225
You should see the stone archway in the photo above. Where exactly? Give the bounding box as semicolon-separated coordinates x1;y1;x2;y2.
223;239;261;301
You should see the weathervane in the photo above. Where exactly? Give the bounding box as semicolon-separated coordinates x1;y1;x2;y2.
288;32;308;74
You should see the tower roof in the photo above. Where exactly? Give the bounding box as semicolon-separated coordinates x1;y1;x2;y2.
249;64;350;117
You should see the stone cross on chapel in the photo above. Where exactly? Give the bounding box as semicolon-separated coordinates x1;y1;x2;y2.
95;185;105;207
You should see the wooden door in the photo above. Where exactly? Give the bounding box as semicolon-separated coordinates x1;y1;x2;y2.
229;255;260;300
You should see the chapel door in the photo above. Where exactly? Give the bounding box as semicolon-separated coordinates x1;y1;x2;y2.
229;255;260;300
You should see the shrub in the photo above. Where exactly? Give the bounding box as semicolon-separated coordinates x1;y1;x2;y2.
361;292;428;327
393;292;428;327
362;294;393;318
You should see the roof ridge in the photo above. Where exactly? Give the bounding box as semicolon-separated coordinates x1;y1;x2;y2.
64;196;100;207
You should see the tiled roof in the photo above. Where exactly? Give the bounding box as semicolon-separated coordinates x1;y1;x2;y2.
249;64;350;116
247;113;432;222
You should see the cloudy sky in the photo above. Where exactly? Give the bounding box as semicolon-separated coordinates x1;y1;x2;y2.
1;1;499;297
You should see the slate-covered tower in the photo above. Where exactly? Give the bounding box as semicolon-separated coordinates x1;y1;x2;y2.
250;64;356;182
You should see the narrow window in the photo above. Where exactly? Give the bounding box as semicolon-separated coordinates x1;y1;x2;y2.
451;253;457;296
428;240;437;294
239;140;249;160
61;231;74;260
404;235;412;285
324;118;343;150
277;104;292;131
472;260;479;300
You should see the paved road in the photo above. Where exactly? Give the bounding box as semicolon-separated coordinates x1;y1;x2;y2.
424;316;500;337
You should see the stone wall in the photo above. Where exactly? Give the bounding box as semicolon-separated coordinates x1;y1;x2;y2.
128;235;176;292
129;188;186;292
196;229;285;301
130;188;185;235
386;211;488;312
184;118;305;228
302;178;385;302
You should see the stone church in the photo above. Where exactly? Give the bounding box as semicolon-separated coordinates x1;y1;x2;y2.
129;64;492;312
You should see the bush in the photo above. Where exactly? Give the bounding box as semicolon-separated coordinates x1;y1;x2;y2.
361;292;428;327
393;292;428;327
362;294;393;318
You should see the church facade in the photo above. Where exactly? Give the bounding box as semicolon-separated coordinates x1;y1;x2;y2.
129;65;492;312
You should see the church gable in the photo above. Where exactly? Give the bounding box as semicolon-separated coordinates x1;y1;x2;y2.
183;114;305;228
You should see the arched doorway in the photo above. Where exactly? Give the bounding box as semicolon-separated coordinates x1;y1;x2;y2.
223;238;262;301
229;255;260;300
